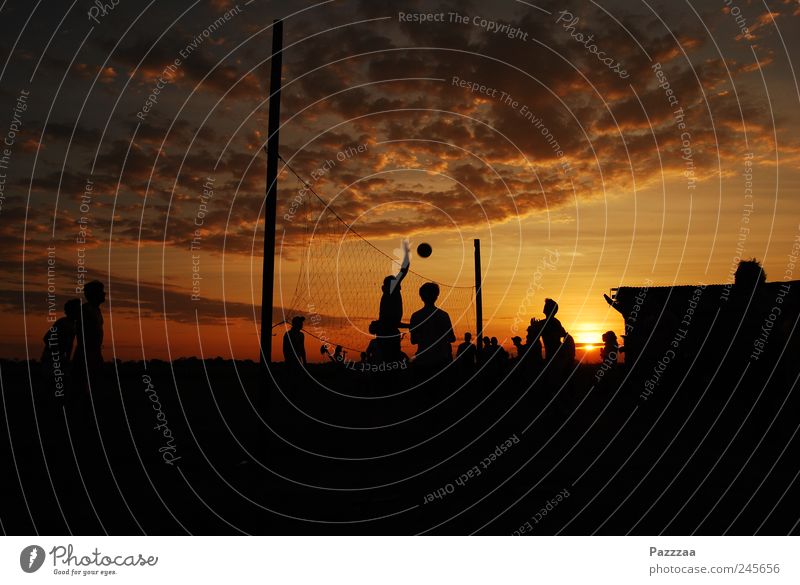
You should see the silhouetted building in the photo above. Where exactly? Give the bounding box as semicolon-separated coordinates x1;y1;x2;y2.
606;274;800;376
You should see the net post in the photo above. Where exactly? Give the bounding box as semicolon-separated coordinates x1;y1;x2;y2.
474;238;483;352
260;19;283;371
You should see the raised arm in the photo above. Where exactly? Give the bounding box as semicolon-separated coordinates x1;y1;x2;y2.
395;239;410;285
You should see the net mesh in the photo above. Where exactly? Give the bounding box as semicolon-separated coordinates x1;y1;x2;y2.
279;159;475;358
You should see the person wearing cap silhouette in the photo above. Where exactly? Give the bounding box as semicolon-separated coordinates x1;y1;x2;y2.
283;316;307;371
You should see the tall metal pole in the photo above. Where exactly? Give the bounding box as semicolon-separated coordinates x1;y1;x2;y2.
474;238;484;352
260;19;283;369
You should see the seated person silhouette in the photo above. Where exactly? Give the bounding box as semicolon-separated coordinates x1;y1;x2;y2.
73;281;105;395
377;240;410;361
42;298;81;394
282;316;307;371
409;282;455;368
541;298;566;361
456;332;476;368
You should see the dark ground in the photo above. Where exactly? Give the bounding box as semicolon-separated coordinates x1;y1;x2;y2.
1;348;799;535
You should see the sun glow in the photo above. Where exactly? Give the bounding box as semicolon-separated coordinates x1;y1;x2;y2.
574;331;601;345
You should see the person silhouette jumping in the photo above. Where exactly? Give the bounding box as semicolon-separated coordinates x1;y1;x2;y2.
378;239;410;361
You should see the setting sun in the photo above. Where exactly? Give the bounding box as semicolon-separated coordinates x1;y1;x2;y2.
574;332;602;345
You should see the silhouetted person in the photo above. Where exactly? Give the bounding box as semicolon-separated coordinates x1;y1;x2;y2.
486;336;508;375
511;336;524;358
409;282;455;367
490;337;508;362
561;333;576;366
73;280;105;396
378;240;410;361
480;336;491;363
600;331;620;365
320;343;345;365
541;298;566;361
41;298;81;398
365;320;382;363
526;318;544;362
282;316;306;371
456;332;476;369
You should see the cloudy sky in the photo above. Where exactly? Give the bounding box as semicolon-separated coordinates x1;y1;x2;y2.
1;0;799;361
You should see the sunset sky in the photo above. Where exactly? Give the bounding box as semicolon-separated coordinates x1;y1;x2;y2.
2;0;799;362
